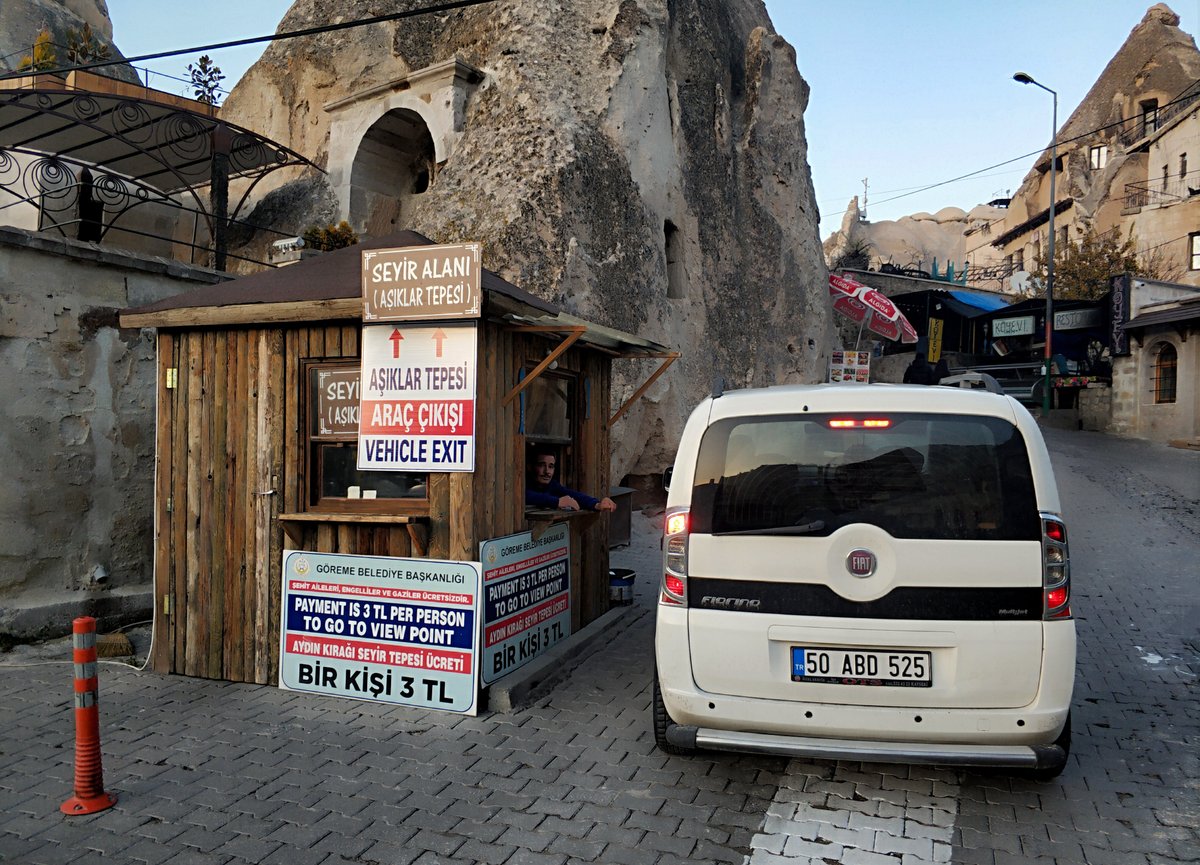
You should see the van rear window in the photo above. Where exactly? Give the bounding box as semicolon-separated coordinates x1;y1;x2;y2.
689;413;1039;540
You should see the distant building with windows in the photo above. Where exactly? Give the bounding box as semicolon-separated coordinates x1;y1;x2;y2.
976;5;1200;292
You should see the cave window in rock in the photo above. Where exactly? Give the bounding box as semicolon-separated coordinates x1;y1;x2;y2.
1141;99;1159;136
665;220;686;299
1153;342;1177;404
349;108;436;236
1089;145;1107;170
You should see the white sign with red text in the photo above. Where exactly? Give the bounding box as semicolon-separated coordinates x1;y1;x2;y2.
358;322;477;472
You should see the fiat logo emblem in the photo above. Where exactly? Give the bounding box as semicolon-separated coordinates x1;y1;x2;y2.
846;549;876;578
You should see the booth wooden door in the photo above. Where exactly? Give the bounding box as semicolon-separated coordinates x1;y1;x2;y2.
152;329;284;684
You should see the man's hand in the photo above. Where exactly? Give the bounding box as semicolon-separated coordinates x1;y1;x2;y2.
558;495;581;511
595;497;617;512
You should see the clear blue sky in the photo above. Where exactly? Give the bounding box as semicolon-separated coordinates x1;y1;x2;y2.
107;0;1200;239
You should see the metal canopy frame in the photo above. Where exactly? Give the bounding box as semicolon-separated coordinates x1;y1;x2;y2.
0;87;322;267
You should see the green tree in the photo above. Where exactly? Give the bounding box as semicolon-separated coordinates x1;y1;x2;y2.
66;24;111;65
18;29;58;73
187;55;225;105
303;221;359;252
1030;228;1176;300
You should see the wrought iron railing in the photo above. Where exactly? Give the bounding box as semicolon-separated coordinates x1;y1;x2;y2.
0;146;301;269
1118;79;1200;148
1123;169;1200;209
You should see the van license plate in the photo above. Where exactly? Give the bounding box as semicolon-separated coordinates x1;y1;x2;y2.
791;647;932;687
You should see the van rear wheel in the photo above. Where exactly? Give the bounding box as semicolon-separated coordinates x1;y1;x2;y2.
653;672;694;755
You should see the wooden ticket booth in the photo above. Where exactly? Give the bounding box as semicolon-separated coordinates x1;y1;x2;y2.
120;231;677;685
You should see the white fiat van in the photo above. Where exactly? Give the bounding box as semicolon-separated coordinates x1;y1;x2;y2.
654;381;1075;777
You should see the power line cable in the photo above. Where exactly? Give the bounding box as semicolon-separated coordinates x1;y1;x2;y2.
0;0;499;81
821;87;1200;223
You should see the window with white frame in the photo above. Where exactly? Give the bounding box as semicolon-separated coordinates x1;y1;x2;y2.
1090;145;1107;170
1190;233;1200;270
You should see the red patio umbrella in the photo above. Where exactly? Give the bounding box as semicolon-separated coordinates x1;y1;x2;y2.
829;273;919;345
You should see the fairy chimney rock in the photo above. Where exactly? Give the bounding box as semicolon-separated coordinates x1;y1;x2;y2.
220;0;832;476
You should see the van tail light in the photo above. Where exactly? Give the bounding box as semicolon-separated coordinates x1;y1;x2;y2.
661;507;690;607
1041;513;1071;620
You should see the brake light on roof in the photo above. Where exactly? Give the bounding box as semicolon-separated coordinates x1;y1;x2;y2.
1041;514;1072;620
661;507;690;607
828;418;892;429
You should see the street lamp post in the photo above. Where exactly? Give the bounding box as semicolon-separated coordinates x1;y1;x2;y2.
1013;72;1057;418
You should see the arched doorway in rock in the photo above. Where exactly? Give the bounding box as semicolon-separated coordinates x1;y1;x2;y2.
348;108;436;237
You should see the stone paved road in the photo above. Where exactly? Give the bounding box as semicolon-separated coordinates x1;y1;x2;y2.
0;426;1197;865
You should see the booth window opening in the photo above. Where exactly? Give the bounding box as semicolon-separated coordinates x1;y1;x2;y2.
305;361;429;512
523;366;581;491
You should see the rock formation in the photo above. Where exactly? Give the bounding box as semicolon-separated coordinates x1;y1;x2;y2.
0;0;137;82
824;196;1008;279
219;0;831;477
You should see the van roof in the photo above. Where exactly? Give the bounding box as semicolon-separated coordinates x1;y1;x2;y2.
706;383;1022;422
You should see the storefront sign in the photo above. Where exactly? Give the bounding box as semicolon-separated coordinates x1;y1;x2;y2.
928;318;944;363
357;322;477;472
992;315;1035;337
479;525;571;685
1110;274;1131;356
362;243;482;321
315;367;360;437
279;550;482;714
829;350;870;384
1054;307;1103;331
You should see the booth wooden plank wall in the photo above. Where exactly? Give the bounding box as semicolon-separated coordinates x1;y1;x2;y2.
151;320;612;684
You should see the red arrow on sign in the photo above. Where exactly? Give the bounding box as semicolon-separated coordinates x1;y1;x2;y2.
388;329;404;358
432;328;447;358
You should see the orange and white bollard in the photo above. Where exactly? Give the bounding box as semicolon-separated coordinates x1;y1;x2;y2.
60;616;116;815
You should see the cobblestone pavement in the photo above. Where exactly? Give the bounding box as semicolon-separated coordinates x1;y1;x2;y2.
1;427;1197;865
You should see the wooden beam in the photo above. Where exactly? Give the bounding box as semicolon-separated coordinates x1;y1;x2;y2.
120;298;361;329
609;352;681;425
502;326;586;405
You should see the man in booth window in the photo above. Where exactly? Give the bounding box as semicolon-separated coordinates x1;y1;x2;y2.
525;447;616;512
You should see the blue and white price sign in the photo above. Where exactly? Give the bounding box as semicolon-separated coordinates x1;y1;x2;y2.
279;550;483;714
479;524;571;685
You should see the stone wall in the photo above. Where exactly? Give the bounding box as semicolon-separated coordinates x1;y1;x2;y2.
0;228;223;641
1079;384;1113;432
1109;353;1140;437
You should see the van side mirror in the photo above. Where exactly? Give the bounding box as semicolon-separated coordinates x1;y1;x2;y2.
663;467;673;492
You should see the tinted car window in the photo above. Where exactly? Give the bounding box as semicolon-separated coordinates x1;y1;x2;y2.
690;413;1039;540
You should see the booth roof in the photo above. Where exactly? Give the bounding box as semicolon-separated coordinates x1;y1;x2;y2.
120;230;673;357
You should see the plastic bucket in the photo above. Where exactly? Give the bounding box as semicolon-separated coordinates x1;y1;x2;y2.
609;568;636;605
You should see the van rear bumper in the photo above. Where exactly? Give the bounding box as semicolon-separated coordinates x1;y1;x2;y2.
665;724;1067;771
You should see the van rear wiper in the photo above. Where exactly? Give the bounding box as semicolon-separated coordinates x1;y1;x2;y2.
716;519;826;536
